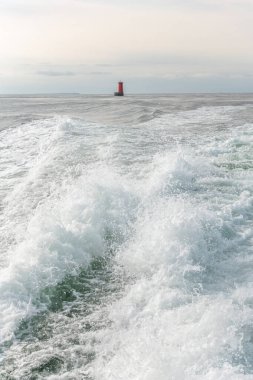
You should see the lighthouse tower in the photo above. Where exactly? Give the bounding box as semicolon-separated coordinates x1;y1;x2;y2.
114;81;124;96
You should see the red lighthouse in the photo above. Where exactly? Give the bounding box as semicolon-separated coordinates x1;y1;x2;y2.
114;81;124;96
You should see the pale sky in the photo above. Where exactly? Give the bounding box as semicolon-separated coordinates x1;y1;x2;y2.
1;0;253;93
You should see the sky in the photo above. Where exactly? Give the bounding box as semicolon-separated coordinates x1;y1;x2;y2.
0;0;253;93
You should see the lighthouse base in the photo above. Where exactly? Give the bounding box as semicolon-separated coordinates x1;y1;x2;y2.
114;92;124;96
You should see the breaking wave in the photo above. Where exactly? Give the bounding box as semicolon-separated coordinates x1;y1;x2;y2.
1;103;253;379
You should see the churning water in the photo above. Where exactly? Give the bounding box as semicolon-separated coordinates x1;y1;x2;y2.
1;94;253;379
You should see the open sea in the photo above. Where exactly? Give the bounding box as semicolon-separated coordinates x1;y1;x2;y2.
1;93;253;379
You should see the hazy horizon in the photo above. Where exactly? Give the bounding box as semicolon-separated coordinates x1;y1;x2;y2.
1;91;253;96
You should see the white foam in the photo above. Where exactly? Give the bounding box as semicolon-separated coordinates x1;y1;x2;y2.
0;164;139;344
1;106;253;378
0;117;137;345
88;120;253;379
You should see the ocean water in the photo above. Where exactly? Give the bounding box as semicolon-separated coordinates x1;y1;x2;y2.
1;94;253;379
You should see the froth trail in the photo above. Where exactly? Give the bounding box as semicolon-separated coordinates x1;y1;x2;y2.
1;105;253;379
0;117;138;346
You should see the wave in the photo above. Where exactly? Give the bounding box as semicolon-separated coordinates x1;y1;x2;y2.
90;130;253;379
1;107;253;378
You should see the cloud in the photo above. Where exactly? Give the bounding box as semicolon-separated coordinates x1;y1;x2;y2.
73;0;253;10
1;0;252;17
94;63;115;67
88;71;112;75
1;0;253;93
0;0;68;10
36;68;112;77
37;70;76;77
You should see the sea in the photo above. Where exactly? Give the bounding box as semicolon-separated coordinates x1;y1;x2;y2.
0;93;253;379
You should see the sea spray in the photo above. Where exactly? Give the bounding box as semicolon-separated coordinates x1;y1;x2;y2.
1;96;253;379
